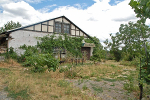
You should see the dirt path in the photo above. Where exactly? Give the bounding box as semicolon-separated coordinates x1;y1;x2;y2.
66;79;136;100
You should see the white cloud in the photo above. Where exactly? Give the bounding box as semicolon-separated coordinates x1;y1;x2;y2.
0;0;149;44
38;4;57;13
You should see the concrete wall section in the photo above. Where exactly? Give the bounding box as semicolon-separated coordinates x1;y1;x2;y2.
8;30;49;55
90;47;93;56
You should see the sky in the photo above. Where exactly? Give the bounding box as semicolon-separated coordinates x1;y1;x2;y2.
0;0;150;44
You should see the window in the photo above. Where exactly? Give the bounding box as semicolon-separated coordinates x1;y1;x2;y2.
55;22;61;33
63;24;70;34
55;22;70;34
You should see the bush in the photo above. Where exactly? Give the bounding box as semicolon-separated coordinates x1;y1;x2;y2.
23;53;59;72
5;47;18;59
112;49;122;62
122;52;133;61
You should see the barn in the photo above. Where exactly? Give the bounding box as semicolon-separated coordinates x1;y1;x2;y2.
0;16;95;59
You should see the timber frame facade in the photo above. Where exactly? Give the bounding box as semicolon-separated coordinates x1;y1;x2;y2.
0;16;95;59
7;16;91;38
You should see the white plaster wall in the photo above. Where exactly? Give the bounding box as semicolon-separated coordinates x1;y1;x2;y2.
55;18;62;22
71;24;75;29
90;47;93;56
49;20;53;25
42;25;47;32
80;31;84;36
71;30;75;35
8;30;50;55
63;18;70;24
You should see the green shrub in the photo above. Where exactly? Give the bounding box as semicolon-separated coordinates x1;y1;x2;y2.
5;47;18;59
23;53;59;72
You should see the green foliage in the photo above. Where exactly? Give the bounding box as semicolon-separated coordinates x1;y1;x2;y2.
57;80;69;88
5;47;18;59
37;34;84;58
104;21;150;61
19;45;39;63
129;0;150;21
112;49;122;62
140;55;150;85
5;87;30;100
124;73;138;93
0;21;21;33
90;83;103;93
19;44;59;73
24;53;59;72
88;36;105;62
82;84;88;90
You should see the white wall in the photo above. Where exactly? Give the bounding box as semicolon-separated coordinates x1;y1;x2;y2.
90;47;93;56
8;30;50;55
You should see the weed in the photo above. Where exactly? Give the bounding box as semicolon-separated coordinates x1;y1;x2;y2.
65;71;77;79
0;68;10;71
110;83;115;86
102;78;117;82
78;79;84;85
95;76;101;82
123;74;138;93
82;84;88;90
90;72;96;77
82;75;90;79
5;87;30;100
51;95;59;98
92;86;103;93
90;83;103;93
110;64;117;67
57;80;69;88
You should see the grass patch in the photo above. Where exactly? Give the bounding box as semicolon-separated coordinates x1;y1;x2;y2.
110;64;117;67
0;68;10;71
95;76;101;82
5;87;30;100
78;79;84;85
82;84;88;90
57;80;69;88
82;75;90;79
110;83;115;86
92;86;103;93
0;59;141;99
102;78;117;82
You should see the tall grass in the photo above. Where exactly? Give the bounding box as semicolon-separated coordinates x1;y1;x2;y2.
0;60;94;100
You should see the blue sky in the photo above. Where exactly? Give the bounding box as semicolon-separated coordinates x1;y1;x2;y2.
31;0;95;11
0;0;150;43
28;0;124;11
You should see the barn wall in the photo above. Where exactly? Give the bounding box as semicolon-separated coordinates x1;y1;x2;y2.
7;16;91;57
8;30;50;55
90;47;93;56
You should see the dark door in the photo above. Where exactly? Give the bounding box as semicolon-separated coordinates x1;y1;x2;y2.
81;47;90;60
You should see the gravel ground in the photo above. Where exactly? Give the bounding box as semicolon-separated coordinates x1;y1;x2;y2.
66;79;136;100
0;85;13;100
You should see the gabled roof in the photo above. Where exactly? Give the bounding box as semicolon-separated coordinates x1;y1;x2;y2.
1;16;92;39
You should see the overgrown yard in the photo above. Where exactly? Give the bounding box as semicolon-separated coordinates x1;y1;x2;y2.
0;59;150;100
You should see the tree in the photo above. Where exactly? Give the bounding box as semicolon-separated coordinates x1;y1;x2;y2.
104;21;150;61
129;0;150;23
104;33;122;61
129;1;150;99
0;21;22;33
86;36;105;62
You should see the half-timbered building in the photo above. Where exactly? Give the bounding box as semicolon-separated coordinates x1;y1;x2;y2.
0;16;95;59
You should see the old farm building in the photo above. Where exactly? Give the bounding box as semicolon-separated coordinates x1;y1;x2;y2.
0;16;95;59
